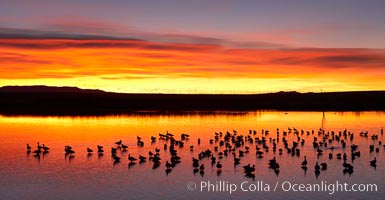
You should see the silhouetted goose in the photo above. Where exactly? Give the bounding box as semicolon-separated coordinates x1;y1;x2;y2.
234;157;241;165
181;133;190;140
343;164;354;175
352;151;360;159
97;145;104;153
113;155;121;162
159;133;166;138
139;155;147;162
314;162;320;171
370;157;377;166
278;148;283;155
66;149;75;154
269;157;276;165
369;144;375;152
239;150;245;157
243;164;255;173
65;146;75;154
111;147;117;155
301;156;308;166
216;162;222;169
243;164;251;170
211;156;216;165
192;161;199;168
37;142;42;151
192;157;199;163
115;140;122;146
137;141;144;146
166;132;174;137
42;144;50;151
128;154;137;162
245;146;250;151
171;156;181;164
87;147;93;153
320;163;327;170
152;162;160;170
152;155;161;163
165;161;173;169
268;157;279;169
343;153;347;161
26;144;31;151
199;164;205;171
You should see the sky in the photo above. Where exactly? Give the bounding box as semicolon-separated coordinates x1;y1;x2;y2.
0;0;385;93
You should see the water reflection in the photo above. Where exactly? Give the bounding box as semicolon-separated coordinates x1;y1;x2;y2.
0;111;384;200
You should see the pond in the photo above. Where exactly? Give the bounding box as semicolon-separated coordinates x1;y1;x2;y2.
0;111;384;200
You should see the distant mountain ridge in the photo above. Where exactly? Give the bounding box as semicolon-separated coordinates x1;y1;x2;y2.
0;85;105;93
2;85;380;95
1;85;385;115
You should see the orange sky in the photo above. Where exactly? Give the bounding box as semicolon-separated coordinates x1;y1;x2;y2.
1;1;385;93
1;38;384;93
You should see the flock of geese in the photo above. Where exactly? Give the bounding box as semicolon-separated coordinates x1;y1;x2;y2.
27;127;383;179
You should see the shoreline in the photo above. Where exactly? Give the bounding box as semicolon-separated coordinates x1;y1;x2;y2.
1;86;385;116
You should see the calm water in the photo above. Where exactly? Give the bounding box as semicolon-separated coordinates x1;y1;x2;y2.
0;111;384;200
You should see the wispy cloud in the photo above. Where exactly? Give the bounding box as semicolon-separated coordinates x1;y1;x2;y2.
0;27;287;49
0;27;384;94
0;35;384;79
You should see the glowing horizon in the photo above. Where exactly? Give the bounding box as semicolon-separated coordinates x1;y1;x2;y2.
1;1;385;94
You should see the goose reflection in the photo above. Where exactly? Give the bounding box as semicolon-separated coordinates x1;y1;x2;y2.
128;162;136;169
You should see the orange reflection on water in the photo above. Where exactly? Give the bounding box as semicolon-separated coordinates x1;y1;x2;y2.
0;111;383;164
0;111;384;149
